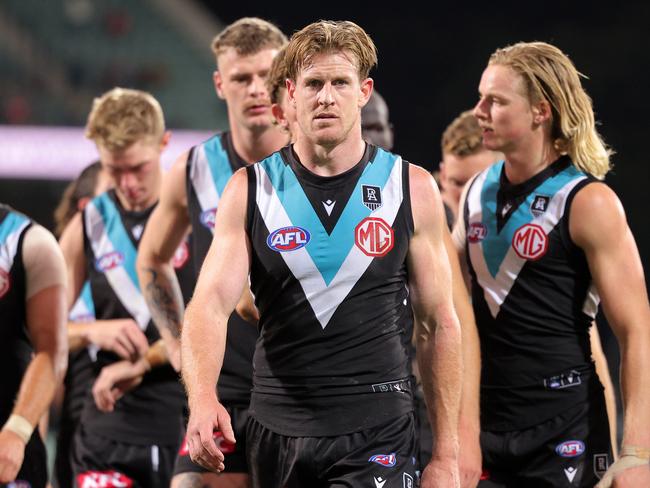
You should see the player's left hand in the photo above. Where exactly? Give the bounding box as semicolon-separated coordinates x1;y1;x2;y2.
421;457;460;488
92;359;146;412
0;430;26;483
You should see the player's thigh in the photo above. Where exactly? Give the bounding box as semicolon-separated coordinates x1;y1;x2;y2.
171;472;250;488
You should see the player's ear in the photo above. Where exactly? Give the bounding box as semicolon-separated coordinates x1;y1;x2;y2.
359;77;373;108
214;71;226;100
532;99;552;126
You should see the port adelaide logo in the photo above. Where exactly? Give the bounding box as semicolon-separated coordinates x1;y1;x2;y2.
361;185;382;211
267;226;311;252
530;194;550;217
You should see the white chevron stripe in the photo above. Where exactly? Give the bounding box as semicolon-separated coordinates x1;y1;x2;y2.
582;283;600;318
85;204;150;330
0;221;29;275
255;158;404;328
468;176;587;318
190;145;220;226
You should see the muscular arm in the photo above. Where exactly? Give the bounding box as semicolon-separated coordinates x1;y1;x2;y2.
137;153;191;371
181;169;251;472
571;184;650;452
14;226;69;425
0;226;68;483
407;165;462;482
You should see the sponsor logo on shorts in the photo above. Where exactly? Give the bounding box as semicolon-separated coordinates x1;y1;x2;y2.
177;432;235;457
361;185;382;211
76;470;133;488
563;466;578;483
373;476;387;488
95;251;124;272
544;370;582;390
556;440;585;458
267;226;311;252
0;268;11;298
468;222;488;243
172;240;190;269
200;208;217;229
594;453;609;479
371;379;409;393
512;223;548;260
368;453;396;467
355;217;394;257
403;473;414;488
530;194;550;217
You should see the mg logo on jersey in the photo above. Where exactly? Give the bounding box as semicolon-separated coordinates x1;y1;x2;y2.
172;240;189;269
512;223;548;260
355;217;394;257
95;251;124;272
76;471;133;487
556;440;586;458
200;208;217;230
369;453;397;467
468;222;488;243
267;226;311;252
0;268;10;298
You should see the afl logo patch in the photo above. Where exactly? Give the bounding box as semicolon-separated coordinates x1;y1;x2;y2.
200;208;217;230
555;440;585;458
95;251;124;272
0;269;10;298
512;223;548;260
368;453;397;467
172;240;190;269
355;217;394;257
468;222;488;243
267;226;310;252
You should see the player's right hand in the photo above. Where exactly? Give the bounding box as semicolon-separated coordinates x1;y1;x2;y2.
421;457;461;488
186;397;235;473
0;430;26;483
88;319;149;361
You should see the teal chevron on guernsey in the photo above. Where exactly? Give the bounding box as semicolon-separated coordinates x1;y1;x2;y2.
84;194;150;329
69;281;96;322
0;212;30;272
254;149;404;328
259;148;397;285
467;163;589;318
203;134;235;196
479;161;587;278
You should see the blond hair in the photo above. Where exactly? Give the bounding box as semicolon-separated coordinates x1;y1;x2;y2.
85;87;165;152
441;110;484;157
211;17;286;63
266;46;288;105
489;41;612;179
284;20;377;82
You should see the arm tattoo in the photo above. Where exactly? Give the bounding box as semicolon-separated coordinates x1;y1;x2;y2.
143;267;184;339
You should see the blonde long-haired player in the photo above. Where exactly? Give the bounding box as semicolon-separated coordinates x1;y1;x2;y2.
454;41;650;488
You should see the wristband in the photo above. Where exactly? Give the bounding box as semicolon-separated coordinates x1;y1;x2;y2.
621;445;650;460
2;414;33;444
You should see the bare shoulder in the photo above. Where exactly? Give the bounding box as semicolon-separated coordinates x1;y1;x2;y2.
24;224;62;259
408;163;443;230
570;182;627;250
161;150;191;208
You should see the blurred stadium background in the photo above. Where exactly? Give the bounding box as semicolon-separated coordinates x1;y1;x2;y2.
1;0;648;474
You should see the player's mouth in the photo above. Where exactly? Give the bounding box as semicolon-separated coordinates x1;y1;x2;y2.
246;104;269;115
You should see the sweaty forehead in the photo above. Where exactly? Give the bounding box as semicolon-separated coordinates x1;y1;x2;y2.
299;51;358;78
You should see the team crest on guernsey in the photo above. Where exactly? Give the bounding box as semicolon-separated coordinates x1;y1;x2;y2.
361;184;383;210
95;251;125;272
267;226;311;252
511;223;548;260
355;217;394;257
593;454;609;479
530;194;551;217
0;268;10;298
